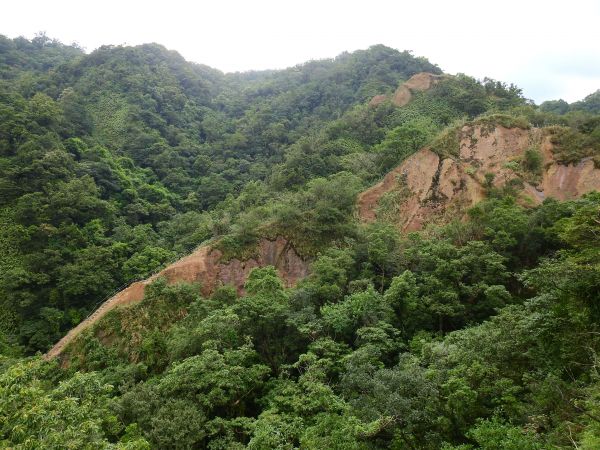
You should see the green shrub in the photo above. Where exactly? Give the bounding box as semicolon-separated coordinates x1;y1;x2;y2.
502;161;520;172
483;172;496;190
522;147;543;175
547;125;600;166
430;125;461;158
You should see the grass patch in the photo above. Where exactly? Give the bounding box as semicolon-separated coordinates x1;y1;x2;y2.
473;113;531;133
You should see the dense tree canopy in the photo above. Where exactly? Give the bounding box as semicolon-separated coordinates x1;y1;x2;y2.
1;35;600;448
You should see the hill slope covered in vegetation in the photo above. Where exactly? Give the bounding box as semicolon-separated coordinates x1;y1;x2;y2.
1;35;600;449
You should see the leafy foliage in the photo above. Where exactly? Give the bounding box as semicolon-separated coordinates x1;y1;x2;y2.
1;34;600;449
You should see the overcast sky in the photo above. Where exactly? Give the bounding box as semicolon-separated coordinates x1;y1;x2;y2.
2;0;599;103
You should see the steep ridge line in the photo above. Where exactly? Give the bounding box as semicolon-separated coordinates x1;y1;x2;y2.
44;237;309;360
358;125;600;230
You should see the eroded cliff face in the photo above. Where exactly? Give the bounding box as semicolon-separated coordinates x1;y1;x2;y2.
160;236;309;296
358;125;600;231
45;237;309;359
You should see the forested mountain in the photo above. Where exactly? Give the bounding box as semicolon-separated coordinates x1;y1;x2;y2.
1;34;600;449
0;36;439;353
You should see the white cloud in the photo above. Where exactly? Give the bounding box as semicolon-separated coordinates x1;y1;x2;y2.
2;0;599;103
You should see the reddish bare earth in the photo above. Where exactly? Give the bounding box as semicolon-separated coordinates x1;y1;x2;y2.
368;94;387;107
45;237;309;359
358;125;600;230
369;72;446;108
357;149;440;228
392;72;445;106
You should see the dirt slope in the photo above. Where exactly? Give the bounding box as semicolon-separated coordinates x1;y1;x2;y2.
45;237;309;359
392;72;446;106
369;72;445;108
358;125;600;230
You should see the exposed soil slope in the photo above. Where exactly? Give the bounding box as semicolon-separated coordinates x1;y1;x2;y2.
358;125;600;230
45;237;308;359
369;72;446;107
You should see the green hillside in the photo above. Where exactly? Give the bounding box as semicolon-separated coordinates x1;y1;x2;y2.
1;35;600;448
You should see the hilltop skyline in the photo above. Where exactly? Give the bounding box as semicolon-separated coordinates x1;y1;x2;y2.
2;0;599;103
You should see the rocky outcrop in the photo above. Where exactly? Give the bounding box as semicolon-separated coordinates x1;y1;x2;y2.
392;72;445;107
369;72;445;108
45;237;309;359
358;125;600;231
156;237;308;296
368;94;387;107
358;149;440;227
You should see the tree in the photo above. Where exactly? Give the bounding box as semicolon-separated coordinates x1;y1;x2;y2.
374;118;436;172
0;358;149;449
